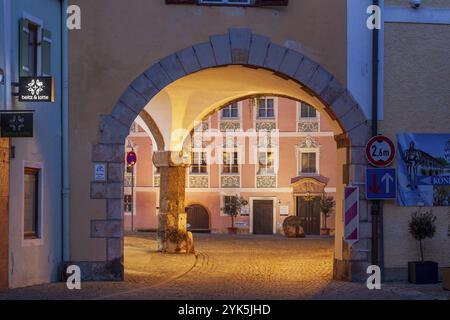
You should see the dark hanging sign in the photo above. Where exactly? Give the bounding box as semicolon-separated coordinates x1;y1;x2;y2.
18;77;54;102
0;111;34;138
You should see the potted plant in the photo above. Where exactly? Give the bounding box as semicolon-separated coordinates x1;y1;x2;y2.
408;209;439;284
223;196;248;235
444;211;450;291
320;195;335;236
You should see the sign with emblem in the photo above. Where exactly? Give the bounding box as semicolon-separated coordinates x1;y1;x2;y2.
94;163;107;182
366;135;396;167
0;111;34;138
398;133;450;207
126;151;137;166
18;77;54;102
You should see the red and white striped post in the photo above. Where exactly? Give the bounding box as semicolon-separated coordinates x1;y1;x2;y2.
344;186;359;246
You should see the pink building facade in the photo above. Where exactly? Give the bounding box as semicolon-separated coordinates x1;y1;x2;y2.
124;97;338;236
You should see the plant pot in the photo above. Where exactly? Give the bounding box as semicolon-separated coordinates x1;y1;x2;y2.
408;261;439;284
228;227;238;235
443;267;450;291
320;228;331;236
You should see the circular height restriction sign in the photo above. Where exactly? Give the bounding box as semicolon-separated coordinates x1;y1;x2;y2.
126;151;137;166
366;136;396;167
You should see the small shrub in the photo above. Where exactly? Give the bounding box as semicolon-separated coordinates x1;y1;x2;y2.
409;210;437;262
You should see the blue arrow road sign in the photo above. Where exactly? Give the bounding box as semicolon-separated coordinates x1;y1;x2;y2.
366;168;397;200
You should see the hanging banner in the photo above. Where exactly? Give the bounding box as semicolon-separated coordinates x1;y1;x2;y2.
344;186;359;246
0;111;34;138
18;77;54;102
397;133;450;207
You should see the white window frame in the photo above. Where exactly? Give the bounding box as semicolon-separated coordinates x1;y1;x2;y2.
297;101;321;131
220;101;240;120
190;148;209;175
297;148;320;176
22;161;44;247
254;147;279;185
123;195;133;215
22;12;43;76
255;96;278;121
221;148;242;176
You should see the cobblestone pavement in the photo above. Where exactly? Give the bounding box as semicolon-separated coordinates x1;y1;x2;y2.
0;234;449;300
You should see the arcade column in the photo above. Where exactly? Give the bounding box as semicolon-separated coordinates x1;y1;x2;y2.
153;151;194;254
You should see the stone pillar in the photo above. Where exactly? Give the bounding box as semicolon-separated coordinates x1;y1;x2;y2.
153;151;194;254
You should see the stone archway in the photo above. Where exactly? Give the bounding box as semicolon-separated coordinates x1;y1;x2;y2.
86;28;371;282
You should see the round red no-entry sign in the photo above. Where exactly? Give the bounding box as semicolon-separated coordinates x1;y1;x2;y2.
366;136;396;167
126;151;137;166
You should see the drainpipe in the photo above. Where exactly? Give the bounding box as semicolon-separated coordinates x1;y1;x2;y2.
371;0;381;267
61;0;70;263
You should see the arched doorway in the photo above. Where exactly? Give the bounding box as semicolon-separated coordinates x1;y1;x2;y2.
186;204;210;233
86;28;371;282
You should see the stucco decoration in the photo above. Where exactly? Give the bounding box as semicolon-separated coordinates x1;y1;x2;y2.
189;175;209;188
298;121;319;133
256;121;277;132
257;175;277;188
292;175;329;195
220;121;241;132
221;175;240;188
298;136;320;149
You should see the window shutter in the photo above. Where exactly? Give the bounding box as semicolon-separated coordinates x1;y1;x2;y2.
41;29;52;76
19;18;30;77
255;0;289;6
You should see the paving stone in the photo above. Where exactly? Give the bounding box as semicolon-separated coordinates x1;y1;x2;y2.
1;235;449;300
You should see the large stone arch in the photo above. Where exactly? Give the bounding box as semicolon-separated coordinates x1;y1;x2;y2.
87;28;371;282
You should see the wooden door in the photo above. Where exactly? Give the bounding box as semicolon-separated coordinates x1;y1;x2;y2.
186;204;210;232
253;200;274;235
296;197;321;235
